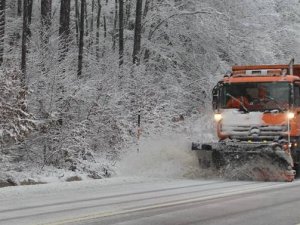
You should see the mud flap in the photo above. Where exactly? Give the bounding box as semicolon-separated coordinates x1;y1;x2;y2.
192;142;295;182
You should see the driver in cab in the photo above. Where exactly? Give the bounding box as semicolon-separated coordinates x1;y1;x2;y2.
253;85;268;103
226;94;250;109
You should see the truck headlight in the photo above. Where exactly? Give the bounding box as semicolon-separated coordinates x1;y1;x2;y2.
287;112;295;119
214;113;222;122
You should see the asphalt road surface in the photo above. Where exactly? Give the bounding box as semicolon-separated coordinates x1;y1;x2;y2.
1;177;300;225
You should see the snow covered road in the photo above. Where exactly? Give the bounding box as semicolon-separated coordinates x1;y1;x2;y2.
1;177;300;225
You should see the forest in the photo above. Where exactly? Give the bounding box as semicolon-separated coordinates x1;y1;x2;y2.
0;0;300;185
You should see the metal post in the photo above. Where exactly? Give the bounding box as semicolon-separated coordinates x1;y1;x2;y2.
137;111;141;152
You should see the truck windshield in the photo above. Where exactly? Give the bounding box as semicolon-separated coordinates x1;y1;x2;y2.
220;82;290;111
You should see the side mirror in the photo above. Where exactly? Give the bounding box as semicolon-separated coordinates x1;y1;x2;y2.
212;96;218;110
212;83;222;110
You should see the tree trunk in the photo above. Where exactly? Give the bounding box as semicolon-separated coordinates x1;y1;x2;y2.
118;0;124;66
125;0;131;27
112;0;117;50
27;0;33;37
17;0;22;16
142;0;151;62
133;0;142;65
144;45;150;62
143;0;150;19
21;0;29;84
59;0;71;61
103;15;106;38
0;0;5;66
28;0;33;24
96;0;101;59
75;0;79;44
90;0;94;33
78;0;85;77
88;0;95;48
84;0;88;36
41;0;52;44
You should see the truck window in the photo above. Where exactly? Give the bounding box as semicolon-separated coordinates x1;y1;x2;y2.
221;82;290;111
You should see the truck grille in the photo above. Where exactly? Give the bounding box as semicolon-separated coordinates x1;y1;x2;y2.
221;125;288;140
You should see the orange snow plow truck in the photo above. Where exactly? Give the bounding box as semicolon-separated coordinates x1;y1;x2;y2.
192;59;300;181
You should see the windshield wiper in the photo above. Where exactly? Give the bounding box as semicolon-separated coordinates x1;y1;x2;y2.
226;93;249;112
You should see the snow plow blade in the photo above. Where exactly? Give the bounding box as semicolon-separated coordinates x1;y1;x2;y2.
192;142;295;182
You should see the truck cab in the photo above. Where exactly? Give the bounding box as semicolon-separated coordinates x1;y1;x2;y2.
213;64;300;148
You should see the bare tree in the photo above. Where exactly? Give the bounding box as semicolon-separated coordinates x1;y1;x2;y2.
17;0;22;16
118;0;124;66
112;0;118;50
125;0;131;27
103;15;106;38
88;0;95;48
96;0;101;59
90;0;94;33
78;0;85;77
59;0;71;61
41;0;52;44
0;0;5;66
28;0;33;24
75;0;79;43
27;0;33;37
133;0;142;65
21;0;29;83
143;0;150;19
84;0;88;37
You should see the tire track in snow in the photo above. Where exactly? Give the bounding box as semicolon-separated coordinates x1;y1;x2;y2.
0;181;290;223
0;180;222;214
